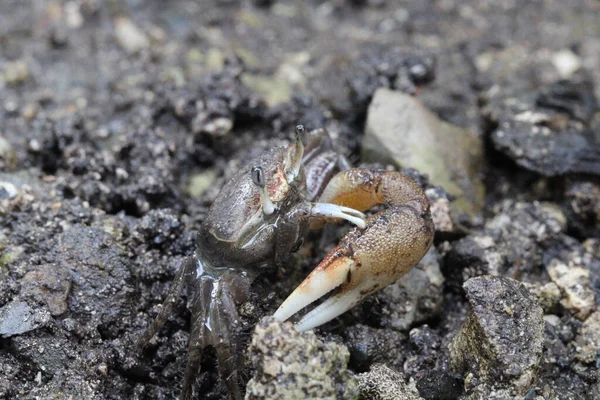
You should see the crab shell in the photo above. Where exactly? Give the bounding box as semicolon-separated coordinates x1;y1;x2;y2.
197;144;305;270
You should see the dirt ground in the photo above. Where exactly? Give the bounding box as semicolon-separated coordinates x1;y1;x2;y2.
1;1;599;399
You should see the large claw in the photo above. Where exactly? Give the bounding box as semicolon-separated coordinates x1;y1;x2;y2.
274;169;435;331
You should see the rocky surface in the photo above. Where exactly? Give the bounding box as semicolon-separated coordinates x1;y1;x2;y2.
245;317;359;400
0;1;599;399
449;276;545;396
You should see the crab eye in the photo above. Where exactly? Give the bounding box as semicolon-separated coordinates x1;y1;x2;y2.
295;125;307;147
250;166;275;215
251;166;266;188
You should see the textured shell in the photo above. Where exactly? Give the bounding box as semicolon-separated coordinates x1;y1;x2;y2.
203;146;292;242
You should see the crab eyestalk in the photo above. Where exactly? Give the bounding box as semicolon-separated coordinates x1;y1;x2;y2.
251;166;276;215
288;124;307;182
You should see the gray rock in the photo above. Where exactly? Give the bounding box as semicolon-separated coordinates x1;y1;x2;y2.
449;276;544;395
485;72;600;177
20;263;72;316
0;301;51;338
245;317;359;400
357;364;423;400
377;247;444;331
574;311;600;364
56;226;133;329
363;88;484;215
343;324;407;371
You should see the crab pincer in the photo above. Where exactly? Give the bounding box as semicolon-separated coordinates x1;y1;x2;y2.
274;168;435;331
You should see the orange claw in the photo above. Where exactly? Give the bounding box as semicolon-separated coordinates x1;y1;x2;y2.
274;169;435;331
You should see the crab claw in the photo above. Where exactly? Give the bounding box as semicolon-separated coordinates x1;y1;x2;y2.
274;204;434;331
274;169;435;331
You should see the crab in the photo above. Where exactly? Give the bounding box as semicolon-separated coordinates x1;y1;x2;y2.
137;125;435;399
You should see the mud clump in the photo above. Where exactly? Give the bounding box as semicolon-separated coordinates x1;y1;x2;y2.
246;317;359;400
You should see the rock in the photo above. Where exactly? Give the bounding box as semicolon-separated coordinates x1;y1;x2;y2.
425;187;454;233
525;282;561;314
542;315;574;370
377;247;444;331
113;17;149;54
552;49;582;79
56;226;133;329
1;60;30;86
444;202;566;289
357;364;424;400
245;317;359;400
574;311;600;364
0;301;51;338
486;71;600;176
363;88;484;215
416;370;463;400
0;136;17;170
0;181;18;199
20;264;72;316
187;170;217;198
546;259;595;320
449;276;544;395
343;324;406;372
563;180;600;238
403;325;443;376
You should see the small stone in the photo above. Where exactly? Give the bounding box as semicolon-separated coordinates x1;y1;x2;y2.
0;136;17;170
574;311;600;364
546;259;595;320
20;264;72;316
0;182;18;199
377;247;444;331
525;282;561;313
245;317;359;400
363;88;484;216
97;363;109;376
113;17;149;54
115;168;129;182
357;364;424;400
21;103;38;120
1;60;30;86
0;301;51;338
552;49;582;79
188;170;216;198
425;187;454;233
449;276;544;395
343;325;406;371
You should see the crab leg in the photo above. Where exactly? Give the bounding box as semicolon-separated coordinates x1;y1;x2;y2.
274;169;435;331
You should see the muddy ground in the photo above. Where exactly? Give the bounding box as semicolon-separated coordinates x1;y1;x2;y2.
1;1;599;399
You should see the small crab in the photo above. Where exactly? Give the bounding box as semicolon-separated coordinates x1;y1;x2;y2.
138;125;434;399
